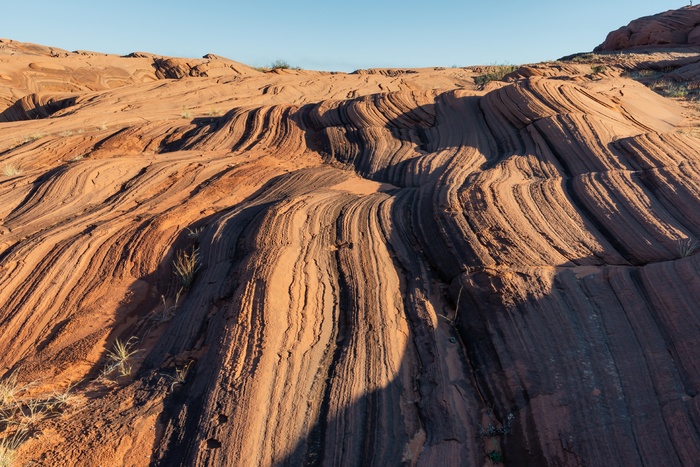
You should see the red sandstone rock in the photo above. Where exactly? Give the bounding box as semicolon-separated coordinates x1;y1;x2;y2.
0;11;700;467
596;6;700;51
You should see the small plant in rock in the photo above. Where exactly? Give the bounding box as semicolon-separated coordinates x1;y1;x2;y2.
18;399;46;426
151;289;182;323
19;133;44;144
185;226;205;240
161;361;193;392
1;165;22;177
0;428;28;467
173;247;200;287
42;385;77;414
0;375;19;408
0;374;33;408
591;65;606;75
677;238;698;257
103;337;140;377
0;373;77;440
181;105;191;119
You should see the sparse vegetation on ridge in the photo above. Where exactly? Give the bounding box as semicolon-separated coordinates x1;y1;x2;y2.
591;65;606;75
623;67;700;100
474;64;518;87
270;59;292;70
255;59;300;72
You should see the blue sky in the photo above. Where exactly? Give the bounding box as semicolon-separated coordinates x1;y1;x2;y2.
0;1;688;71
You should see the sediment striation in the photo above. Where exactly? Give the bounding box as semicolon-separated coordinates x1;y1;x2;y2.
596;5;700;50
1;13;700;466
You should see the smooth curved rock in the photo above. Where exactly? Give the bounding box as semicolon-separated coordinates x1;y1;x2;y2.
596;6;700;51
0;32;699;467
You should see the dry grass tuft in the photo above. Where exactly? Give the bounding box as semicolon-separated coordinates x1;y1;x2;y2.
677;238;698;257
162;361;193;392
1;165;22;177
0;374;33;409
103;337;140;377
173;247;200;287
0;374;79;462
151;288;182;323
185;226;204;239
0;428;27;467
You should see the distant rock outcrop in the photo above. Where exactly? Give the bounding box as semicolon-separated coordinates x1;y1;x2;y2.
596;6;700;50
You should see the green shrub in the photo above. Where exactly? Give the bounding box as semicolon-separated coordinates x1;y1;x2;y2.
474;65;518;86
270;59;292;70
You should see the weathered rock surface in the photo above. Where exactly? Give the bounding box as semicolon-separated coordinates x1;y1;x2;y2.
1;17;700;467
596;5;700;50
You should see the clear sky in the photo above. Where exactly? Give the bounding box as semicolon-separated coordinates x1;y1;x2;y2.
0;1;688;72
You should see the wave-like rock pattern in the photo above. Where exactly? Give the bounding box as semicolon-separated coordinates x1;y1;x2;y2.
0;92;78;122
0;39;700;466
596;6;700;50
0;39;258;113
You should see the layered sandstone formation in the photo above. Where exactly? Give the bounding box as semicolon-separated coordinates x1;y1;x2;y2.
1;11;700;466
596;5;700;50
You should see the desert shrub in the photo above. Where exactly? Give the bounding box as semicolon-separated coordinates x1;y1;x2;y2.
474;65;518;86
570;53;595;63
665;83;690;98
270;59;291;70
